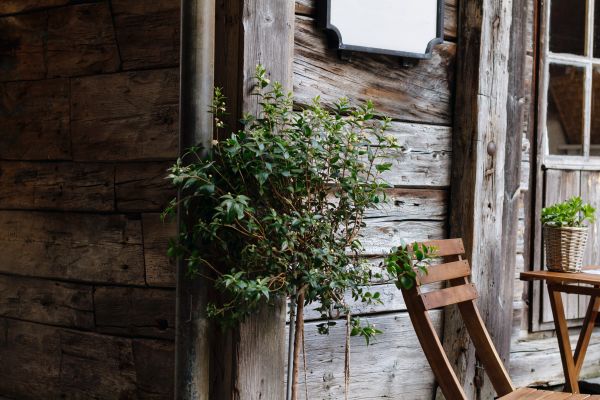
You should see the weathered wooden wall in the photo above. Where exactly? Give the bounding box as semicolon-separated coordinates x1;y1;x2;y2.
292;1;456;398
0;0;179;398
509;0;600;388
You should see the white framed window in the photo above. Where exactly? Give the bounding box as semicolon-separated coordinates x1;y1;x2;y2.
539;0;600;169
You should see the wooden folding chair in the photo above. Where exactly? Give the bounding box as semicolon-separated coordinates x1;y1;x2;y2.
401;238;595;399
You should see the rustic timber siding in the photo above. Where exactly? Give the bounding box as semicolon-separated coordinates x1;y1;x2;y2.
0;1;178;398
292;1;455;398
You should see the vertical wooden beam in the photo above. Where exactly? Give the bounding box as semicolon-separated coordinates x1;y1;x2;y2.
442;0;528;398
176;0;215;398
212;1;294;399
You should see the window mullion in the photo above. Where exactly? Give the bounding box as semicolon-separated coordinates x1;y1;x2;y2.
584;0;594;158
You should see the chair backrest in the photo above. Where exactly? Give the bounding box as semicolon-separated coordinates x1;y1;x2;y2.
401;238;515;399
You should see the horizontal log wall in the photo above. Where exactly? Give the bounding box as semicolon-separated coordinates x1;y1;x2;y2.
0;0;178;398
291;1;456;398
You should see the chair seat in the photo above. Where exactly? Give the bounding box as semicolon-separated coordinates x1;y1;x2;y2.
499;387;600;399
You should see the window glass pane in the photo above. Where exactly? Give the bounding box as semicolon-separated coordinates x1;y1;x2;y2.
550;0;586;55
592;66;600;156
547;64;584;156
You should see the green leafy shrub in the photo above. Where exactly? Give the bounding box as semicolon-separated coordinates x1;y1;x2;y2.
164;66;402;340
385;242;437;290
541;196;596;228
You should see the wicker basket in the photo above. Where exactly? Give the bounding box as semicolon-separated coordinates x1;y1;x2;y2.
543;226;588;273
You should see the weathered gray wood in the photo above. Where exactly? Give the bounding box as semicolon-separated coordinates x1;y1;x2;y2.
361;220;446;256
94;286;175;340
294;0;457;41
294;16;456;125
289;311;442;399
0;318;174;399
112;0;180;70
510;328;600;388
0;0;67;15
0;211;145;285
71;69;179;161
0;274;94;329
0;79;70;160
369;122;452;187
0;13;46;81
0;161;114;211
442;0;520;398
115;162;175;212
46;3;120;77
143;213;177;288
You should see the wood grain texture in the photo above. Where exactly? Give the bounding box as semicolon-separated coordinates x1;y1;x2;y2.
361;220;446;256
0;161;114;211
0;12;46;81
143;213;176;288
0;274;94;329
291;311;442;399
294;16;456;125
0;211;145;285
0;79;71;160
293;0;458;40
46;2;120;77
71;69;179;161
0;318;174;399
115;162;175;212
510;329;600;387
442;0;519;398
112;0;180;70
0;0;67;15
94;286;175;339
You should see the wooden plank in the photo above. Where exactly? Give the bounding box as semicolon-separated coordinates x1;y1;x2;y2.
94;286;175;340
543;170;582;323
0;161;114;211
112;0;180;70
369;122;452;187
294;16;456;125
421;284;478;310
291;311;443;399
142;213;176;288
0;274;94;329
442;0;520;398
364;188;447;220
132;339;175;399
360;220;446;255
293;0;458;41
0;12;46;81
71;69;179;161
0;318;174;399
0;79;70;160
0;0;67;15
46;3;120;77
510;328;600;387
115;162;175;212
422;238;465;257
419;260;471;285
0;211;145;285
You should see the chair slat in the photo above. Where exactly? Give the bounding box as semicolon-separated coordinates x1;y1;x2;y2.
418;260;471;285
421;238;465;257
420;283;478;310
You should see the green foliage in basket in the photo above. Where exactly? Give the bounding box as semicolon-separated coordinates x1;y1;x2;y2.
164;66;401;342
541;196;596;228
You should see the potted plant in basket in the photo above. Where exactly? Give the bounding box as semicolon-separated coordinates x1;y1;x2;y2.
541;196;596;273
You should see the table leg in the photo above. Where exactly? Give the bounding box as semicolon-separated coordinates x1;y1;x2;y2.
574;291;600;376
547;283;580;393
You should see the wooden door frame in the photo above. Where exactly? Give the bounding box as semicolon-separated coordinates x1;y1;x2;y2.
444;0;529;398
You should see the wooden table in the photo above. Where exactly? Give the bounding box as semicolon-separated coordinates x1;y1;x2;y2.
521;269;600;393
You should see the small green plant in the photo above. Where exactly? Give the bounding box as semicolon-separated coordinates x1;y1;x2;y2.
384;242;437;290
541;196;596;228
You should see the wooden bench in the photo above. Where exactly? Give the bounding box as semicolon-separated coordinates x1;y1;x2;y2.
401;238;599;399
